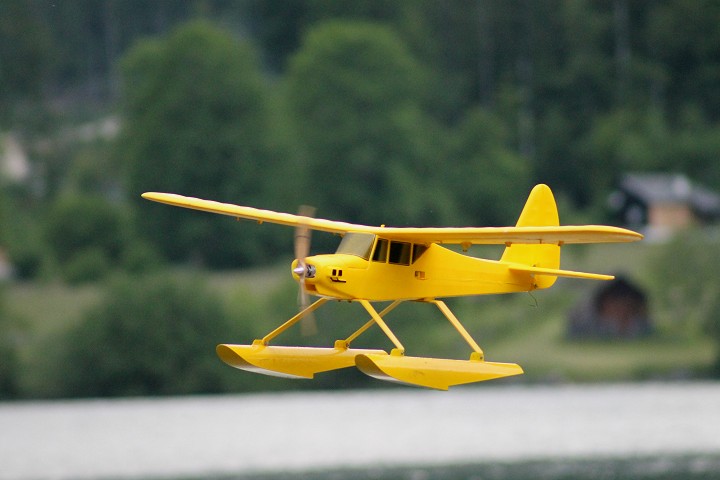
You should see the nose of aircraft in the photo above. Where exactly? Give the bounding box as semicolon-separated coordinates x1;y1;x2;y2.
291;259;316;279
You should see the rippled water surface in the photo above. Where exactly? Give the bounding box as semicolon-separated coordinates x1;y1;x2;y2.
1;382;719;479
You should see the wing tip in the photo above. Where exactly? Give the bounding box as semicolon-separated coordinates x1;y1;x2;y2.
142;192;184;204
141;191;168;200
619;227;644;242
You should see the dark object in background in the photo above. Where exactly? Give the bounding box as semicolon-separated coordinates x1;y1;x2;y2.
567;276;653;339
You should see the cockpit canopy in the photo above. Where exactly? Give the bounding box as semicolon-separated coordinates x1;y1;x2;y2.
335;233;427;266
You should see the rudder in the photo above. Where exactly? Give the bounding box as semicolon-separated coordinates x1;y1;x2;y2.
500;184;561;289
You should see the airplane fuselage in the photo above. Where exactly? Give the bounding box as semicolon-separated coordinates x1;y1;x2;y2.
292;236;539;302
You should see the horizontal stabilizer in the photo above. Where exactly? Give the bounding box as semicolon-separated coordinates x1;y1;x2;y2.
355;353;523;390
508;264;614;281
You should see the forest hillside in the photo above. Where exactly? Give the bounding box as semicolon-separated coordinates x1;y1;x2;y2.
1;1;719;398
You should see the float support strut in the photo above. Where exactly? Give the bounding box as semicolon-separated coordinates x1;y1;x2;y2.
358;300;405;355
431;299;484;361
259;298;329;345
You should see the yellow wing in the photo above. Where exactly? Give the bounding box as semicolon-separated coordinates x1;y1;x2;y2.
354;225;642;245
142;192;643;245
142;192;372;235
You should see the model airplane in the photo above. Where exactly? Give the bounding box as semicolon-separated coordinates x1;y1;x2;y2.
143;184;642;389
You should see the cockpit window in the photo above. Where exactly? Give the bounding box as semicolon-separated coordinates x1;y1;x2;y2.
388;241;411;265
335;233;375;260
372;238;389;262
412;244;427;263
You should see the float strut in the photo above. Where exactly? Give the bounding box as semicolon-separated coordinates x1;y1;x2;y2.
341;300;403;347
430;299;485;361
357;300;405;355
259;297;329;345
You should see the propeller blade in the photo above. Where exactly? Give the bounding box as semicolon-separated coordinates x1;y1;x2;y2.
295;205;317;336
294;205;314;261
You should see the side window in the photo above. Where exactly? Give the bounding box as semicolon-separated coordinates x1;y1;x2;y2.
372;238;389;262
412;244;427;263
388;241;411;265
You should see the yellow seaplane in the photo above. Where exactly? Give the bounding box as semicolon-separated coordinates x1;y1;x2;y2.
142;184;642;389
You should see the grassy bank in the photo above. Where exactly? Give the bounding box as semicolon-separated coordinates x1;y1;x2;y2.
228;454;720;480
5;242;716;392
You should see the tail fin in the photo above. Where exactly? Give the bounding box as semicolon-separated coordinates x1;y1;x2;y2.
501;184;561;289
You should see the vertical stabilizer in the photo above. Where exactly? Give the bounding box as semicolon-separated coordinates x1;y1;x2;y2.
500;184;561;289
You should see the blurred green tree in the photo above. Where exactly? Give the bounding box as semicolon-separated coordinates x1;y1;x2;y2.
249;0;409;68
0;0;49;125
285;21;454;226
645;0;720;123
38;0;195;90
669;110;720;190
57;273;241;397
447;108;531;226
46;194;130;283
0;287;20;399
120;21;290;267
579;107;720;196
645;230;720;354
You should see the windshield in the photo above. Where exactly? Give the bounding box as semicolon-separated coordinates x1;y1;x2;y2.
335;233;376;260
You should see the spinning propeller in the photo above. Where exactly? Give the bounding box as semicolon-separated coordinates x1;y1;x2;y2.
293;205;317;335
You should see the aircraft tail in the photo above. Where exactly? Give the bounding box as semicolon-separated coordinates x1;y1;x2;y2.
500;184;561;289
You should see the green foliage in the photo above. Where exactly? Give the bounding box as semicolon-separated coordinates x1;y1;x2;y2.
121;21;286;267
60;246;111;285
644;229;720;374
1;159;45;280
580;107;720;193
0;0;50;125
7;1;720;209
286;21;452;226
120;240;164;275
4;0;720;395
54;272;242;397
0;341;18;399
63;138;122;197
447;108;531;225
645;231;719;329
0;286;20;399
45;194;130;283
646;0;720;122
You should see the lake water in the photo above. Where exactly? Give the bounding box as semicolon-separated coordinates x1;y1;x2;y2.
1;382;719;480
